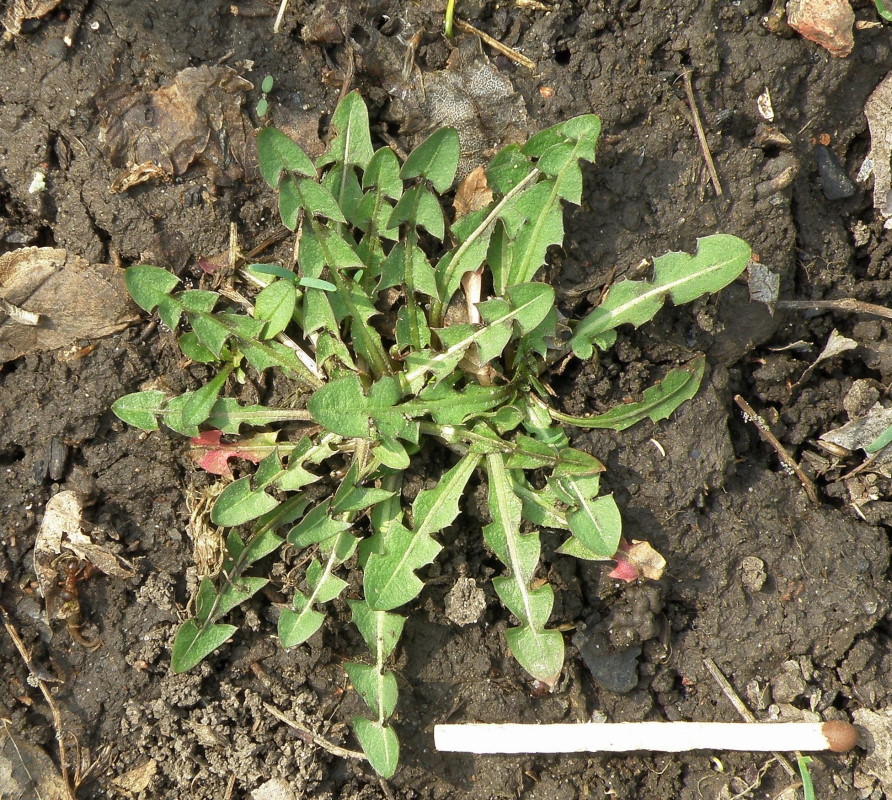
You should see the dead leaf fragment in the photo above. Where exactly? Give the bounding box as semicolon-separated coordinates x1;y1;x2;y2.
820;403;892;475
1;0;61;36
747;262;780;314
384;36;530;179
98;66;254;190
0;724;68;800
0;247;139;364
34;491;136;620
453;166;493;219
111;759;158;797
795;328;858;387
865;72;892;219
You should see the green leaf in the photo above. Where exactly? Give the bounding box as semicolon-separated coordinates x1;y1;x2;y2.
298;178;347;223
352;718;399;779
261;75;274;93
216;576;268;617
212;476;279;526
191;313;230;358
178;290;219;313
254;279;297;339
400;128;460;193
182;365;233;426
124;265;179;313
112;390;166;431
170;619;237;673
308;375;405;439
349;601;406;660
257;127;317;188
279;557;348;646
317;90;374;170
486;144;535;194
345;662;398;718
363;147;403;199
554;356;706;431
556;534;612;561
178;332;217;363
411;451;481;537
364;524;442;610
246;262;296;281
484;452;564;685
287;501;351;548
566;493;622;557
866;424;892;454
571;235;751;358
504;625;565;685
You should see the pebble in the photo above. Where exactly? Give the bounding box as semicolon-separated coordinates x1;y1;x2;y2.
787;0;855;57
815;144;856;200
573;625;641;694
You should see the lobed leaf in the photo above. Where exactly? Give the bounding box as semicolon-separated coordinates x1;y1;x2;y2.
171;620;237;674
124;265;179;313
257;127;316;188
212;476;280;527
352;718;399;779
400;127;460;193
571;235;751;358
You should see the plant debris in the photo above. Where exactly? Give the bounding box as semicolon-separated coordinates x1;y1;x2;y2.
97;66;254;191
865;72;892;221
0;247;138;363
1;0;61;37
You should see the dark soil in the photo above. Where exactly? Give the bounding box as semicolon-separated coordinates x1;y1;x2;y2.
2;1;891;798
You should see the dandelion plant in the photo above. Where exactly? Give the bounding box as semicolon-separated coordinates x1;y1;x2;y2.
113;91;751;777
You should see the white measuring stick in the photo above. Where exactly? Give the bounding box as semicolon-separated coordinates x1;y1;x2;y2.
434;721;858;755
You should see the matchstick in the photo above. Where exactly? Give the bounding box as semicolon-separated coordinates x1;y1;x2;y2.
434;721;858;755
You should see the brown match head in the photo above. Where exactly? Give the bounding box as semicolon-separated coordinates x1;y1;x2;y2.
822;720;858;753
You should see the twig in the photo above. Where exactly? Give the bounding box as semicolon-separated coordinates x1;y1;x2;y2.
273;0;290;33
1;605;77;800
434;721;857;754
682;70;723;196
733;395;819;505
454;18;536;70
703;656;797;778
776;298;892;322
263;702;364;761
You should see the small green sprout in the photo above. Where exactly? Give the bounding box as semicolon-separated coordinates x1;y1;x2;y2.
113;92;751;777
797;755;816;800
445;0;456;38
256;75;274;118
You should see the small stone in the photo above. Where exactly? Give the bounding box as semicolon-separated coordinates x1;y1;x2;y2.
815;145;856;200
573;625;641;694
771;662;807;703
844;379;881;420
252;779;297;800
445;576;486;626
787;0;855;57
741;556;767;591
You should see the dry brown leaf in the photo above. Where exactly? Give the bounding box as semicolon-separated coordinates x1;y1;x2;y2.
865;72;892;219
34;491;136;620
109;161;169;194
820;403;892;475
97;66;254;190
453;166;493;219
625;540;666;581
1;0;61;36
0;724;68;800
111;759;158;796
386;36;530;179
0;247;139;363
